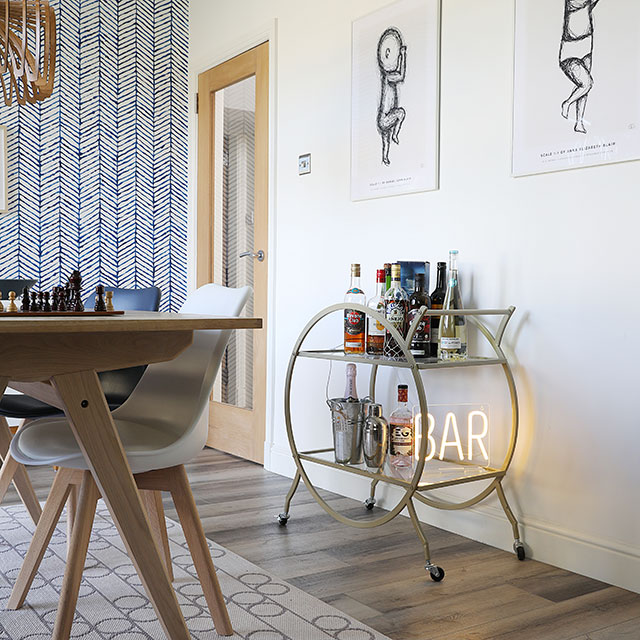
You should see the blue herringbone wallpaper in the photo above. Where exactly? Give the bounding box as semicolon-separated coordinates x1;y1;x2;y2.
0;0;188;311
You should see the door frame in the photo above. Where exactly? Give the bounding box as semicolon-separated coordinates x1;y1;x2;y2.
194;25;277;466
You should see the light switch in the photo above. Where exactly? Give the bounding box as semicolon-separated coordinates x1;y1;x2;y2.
298;153;311;175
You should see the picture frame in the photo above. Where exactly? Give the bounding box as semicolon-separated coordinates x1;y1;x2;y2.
351;0;441;201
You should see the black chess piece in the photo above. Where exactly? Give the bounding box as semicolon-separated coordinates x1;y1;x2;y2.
94;285;106;312
21;287;30;312
69;270;84;312
51;288;59;312
43;291;52;313
58;287;67;312
29;291;39;312
37;291;45;311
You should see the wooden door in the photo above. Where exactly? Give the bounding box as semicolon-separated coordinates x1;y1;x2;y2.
197;43;268;464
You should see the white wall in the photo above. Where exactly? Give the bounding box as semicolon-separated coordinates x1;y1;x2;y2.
190;0;640;593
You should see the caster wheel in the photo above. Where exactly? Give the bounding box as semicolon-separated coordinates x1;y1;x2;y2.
515;543;525;561
364;498;376;511
428;566;445;582
277;513;289;526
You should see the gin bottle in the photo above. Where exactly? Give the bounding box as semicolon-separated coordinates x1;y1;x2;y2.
389;385;413;468
438;250;468;361
383;264;409;358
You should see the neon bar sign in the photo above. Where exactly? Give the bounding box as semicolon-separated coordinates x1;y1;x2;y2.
413;404;490;464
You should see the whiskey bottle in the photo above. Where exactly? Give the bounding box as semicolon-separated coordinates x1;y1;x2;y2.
366;269;386;356
383;263;409;358
438;250;468;361
408;272;431;358
389;385;413;468
344;264;366;354
430;262;447;357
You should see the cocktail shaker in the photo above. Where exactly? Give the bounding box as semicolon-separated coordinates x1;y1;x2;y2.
363;403;388;468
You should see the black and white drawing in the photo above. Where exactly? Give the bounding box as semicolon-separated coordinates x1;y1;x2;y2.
513;0;640;176
351;0;440;201
559;0;600;134
377;27;407;165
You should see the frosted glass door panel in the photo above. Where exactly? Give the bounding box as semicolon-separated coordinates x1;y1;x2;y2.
212;76;256;410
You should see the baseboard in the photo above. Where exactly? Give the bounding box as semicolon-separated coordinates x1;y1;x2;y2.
267;444;640;594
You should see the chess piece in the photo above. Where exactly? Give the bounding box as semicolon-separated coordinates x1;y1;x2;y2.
51;287;59;312
0;291;4;312
30;291;39;312
21;287;30;312
94;285;106;312
105;290;114;313
8;291;18;313
58;287;67;312
69;270;84;312
37;291;44;311
43;291;52;312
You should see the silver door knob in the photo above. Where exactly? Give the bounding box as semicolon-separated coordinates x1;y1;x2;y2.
239;250;265;262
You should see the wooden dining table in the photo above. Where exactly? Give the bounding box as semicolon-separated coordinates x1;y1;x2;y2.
0;311;262;639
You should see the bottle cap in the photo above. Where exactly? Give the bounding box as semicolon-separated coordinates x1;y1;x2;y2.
398;384;408;390
351;264;361;277
367;403;383;418
376;269;385;283
449;250;458;255
391;264;401;279
415;273;425;285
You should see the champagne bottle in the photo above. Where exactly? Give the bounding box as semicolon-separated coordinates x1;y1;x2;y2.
344;363;358;400
430;261;446;357
344;264;366;354
438;250;467;361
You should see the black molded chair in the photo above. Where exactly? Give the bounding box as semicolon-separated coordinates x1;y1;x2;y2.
0;286;161;522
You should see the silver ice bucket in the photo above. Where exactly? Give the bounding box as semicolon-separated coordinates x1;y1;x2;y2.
327;396;371;464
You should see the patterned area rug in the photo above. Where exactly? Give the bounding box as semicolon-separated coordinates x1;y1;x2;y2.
0;503;389;640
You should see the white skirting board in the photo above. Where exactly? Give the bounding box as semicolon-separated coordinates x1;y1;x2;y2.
267;444;640;595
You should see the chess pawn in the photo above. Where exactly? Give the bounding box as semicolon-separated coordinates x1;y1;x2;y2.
58;288;67;312
30;291;39;312
0;291;4;312
51;288;59;312
7;291;18;313
70;270;84;312
95;285;107;312
105;290;114;313
43;291;52;313
21;287;30;312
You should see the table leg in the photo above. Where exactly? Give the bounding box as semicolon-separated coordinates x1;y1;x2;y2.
52;370;190;640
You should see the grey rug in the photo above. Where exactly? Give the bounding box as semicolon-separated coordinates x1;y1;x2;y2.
0;503;389;639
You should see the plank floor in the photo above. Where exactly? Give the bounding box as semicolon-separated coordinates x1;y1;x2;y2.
4;448;639;640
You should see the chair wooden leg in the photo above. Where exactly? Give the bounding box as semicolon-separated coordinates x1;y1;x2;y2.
0;417;42;525
7;468;80;610
52;470;100;640
140;489;174;582
169;465;233;636
66;483;78;556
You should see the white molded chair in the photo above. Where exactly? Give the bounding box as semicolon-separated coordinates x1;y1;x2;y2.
8;283;251;639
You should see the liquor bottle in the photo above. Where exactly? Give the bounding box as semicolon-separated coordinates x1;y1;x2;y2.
438;250;468;361
384;263;392;291
344;264;366;354
408;273;431;358
344;363;358;400
366;269;386;356
389;385;413;468
430;262;447;357
383;263;409;358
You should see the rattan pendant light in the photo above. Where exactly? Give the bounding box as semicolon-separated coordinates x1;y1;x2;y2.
0;0;56;105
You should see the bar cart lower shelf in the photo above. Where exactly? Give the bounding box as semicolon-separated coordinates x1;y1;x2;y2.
278;303;526;580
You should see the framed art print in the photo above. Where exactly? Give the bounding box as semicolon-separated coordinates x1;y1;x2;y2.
513;0;640;177
351;0;441;201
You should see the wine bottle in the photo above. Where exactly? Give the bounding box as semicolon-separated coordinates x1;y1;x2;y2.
344;264;366;354
430;261;446;357
408;272;431;359
383;264;409;358
366;269;386;356
389;385;413;468
344;363;358;400
438;250;468;361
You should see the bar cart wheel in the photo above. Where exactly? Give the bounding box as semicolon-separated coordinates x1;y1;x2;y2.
428;566;445;582
364;498;376;511
514;540;526;561
277;513;290;526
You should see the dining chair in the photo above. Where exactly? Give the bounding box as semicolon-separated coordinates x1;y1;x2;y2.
0;286;161;526
7;283;250;639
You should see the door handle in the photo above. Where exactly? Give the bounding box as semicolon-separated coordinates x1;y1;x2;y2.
239;250;265;262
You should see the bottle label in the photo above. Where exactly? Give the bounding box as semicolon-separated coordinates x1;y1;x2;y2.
390;422;413;457
344;309;365;336
407;309;431;345
440;337;461;350
367;304;385;337
386;302;406;331
431;327;439;343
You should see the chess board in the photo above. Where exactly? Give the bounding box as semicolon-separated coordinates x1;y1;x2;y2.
1;310;125;317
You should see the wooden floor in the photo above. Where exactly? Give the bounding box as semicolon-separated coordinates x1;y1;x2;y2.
4;448;640;640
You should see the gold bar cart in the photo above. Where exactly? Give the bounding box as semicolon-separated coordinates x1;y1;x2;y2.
278;303;524;580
